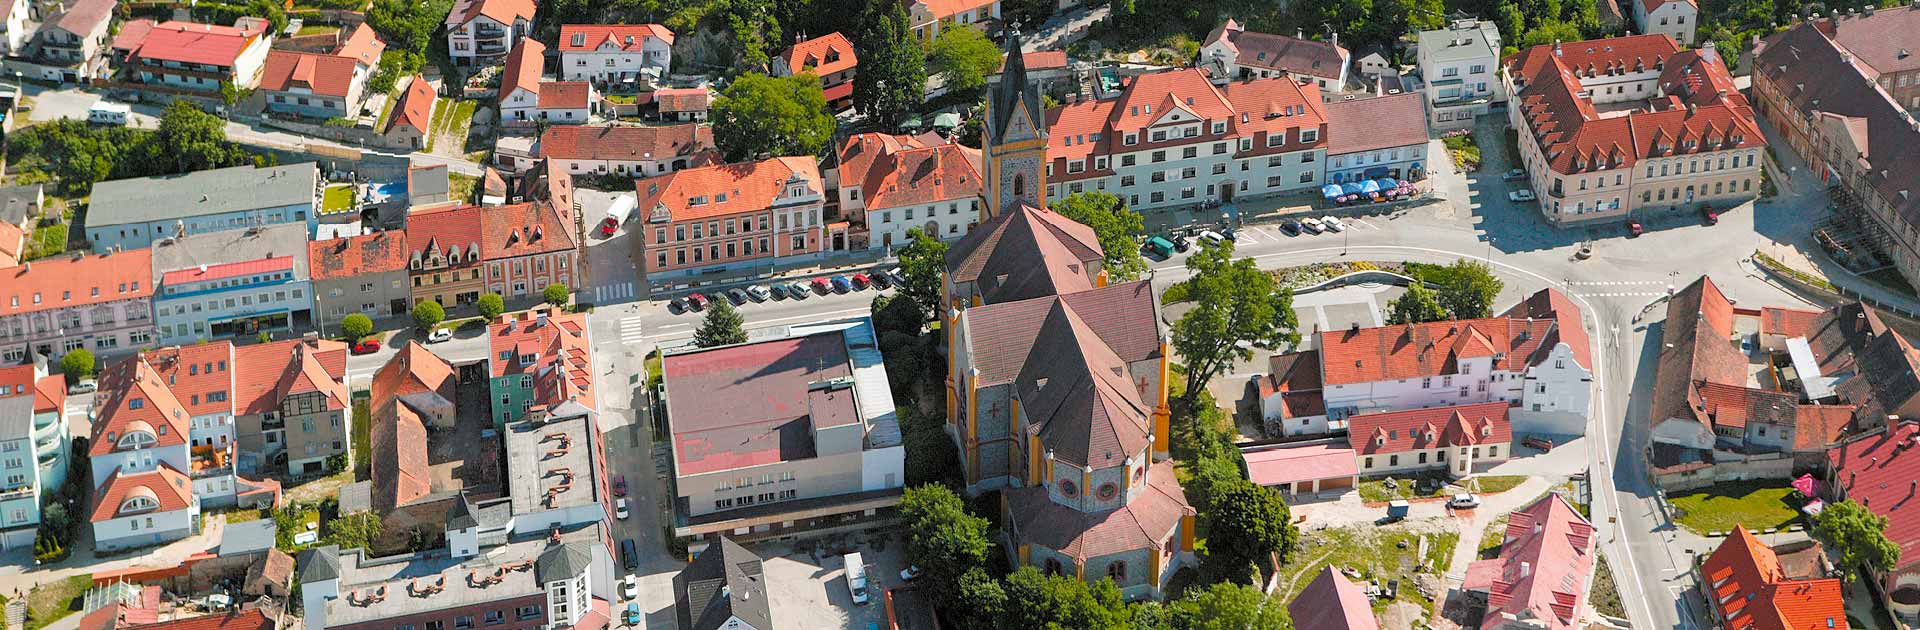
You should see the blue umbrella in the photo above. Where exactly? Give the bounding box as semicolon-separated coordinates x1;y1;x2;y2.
1376;178;1399;189
1322;184;1343;199
1360;180;1381;194
1342;182;1366;195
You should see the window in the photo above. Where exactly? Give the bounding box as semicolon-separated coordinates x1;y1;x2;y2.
1389;455;1399;466
1266;133;1284;148
1107;561;1127;582
1121;155;1136;167
484;612;505;626
515;606;541;621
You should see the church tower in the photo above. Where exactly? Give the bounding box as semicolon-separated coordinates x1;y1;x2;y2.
983;28;1048;218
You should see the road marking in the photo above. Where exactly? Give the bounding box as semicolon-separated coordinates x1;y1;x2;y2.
1564;280;1668;286
595;282;636;303
1574;292;1668;298
618;317;646;345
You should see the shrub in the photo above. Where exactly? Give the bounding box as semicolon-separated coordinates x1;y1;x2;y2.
58;349;93;382
340;313;373;340
478;293;505;320
412;300;444;331
543;283;569;307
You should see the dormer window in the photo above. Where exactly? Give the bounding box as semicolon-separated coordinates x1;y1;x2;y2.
119;495;159;514
520;353;536;366
118;432;155;449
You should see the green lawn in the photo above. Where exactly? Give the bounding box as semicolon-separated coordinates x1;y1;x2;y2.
1357;473;1529;503
23;221;66;260
1477;514;1509;559
1272;525;1459;614
1668;481;1802;535
24;575;91;630
351;395;371;481
1590;552;1627;619
322;185;356;214
449;172;478;203
424;99;451;151
294;24;340;36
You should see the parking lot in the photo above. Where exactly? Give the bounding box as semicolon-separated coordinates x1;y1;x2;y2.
663;269;901;316
756;535;909;630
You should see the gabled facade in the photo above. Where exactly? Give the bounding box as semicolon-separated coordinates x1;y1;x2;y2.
487;309;593;428
556;24;672;84
0;249;155;365
773;32;857;110
831;132;984;248
91;465;198;552
1463;493;1596;630
1199;19;1350;92
633;157;828;294
479;202;577;301
1632;0;1698;46
537;123;716;178
36;0;115;80
444;0;534;67
405;205;487;308
905;0;999;43
1699;526;1847;630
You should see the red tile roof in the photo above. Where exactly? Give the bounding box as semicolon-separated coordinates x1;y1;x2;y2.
51;0;115;39
1318;318;1557;386
447;0;535;29
159;255;294;286
481;201;576;261
1289;566;1379;630
405;204;486;269
840;133;982;212
998;50;1066;72
944;203;1103;304
1641;0;1697;12
371;341;455;412
959;280;1162;386
111;19;155;53
260;50;360;97
661;331;848;475
0;249;152;317
539;123;715;162
233;339;348;416
370;400;430;512
127;610;274;630
308;231;410;280
1652;276;1748;431
557;24;673;51
1695;381;1797;430
1003;459;1192;561
1469;493;1595;630
0;219;22;268
654;87;709;113
633;156;821;223
1204;19;1349;80
130;21;260;68
1762;306;1823;338
1244;442;1358;487
488;310;594;412
384;76;435;135
1794;405;1855;452
141;343;237;418
500;38;546;101
334;23;385;68
1805;302;1920;425
1829;421;1920;571
91;358;192;457
1042;70;1326;183
778;32;857;77
911;0;997;21
1701;526;1848;630
1324;93;1429;156
1346;401;1512;455
90;464;194;522
537;81;591;109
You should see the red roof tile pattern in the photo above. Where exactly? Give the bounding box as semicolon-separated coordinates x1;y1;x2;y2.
52;0;115;38
1763;306;1823;338
481;202;576;261
0;249;152;317
1469;493;1595;630
0;220;22;268
1289;566;1380;630
488;310;595;412
1324;93;1430;156
1794;405;1855;452
1508;36;1762;175
370;400;431;512
159;255;294;286
838;132;983;212
654;87;709;113
537;81;591;109
309;231;410;280
1245;442;1359;487
557;24;674;51
1500;288;1593;371
945;203;1103;304
1204;19;1349;80
1003;460;1192;562
500;38;546;102
1015;299;1154;467
90;464;194;522
1652;276;1749;432
998;50;1066;72
130;21;260;68
660;331;848;475
405;204;485;269
385;76;436;135
234;339;349;416
111;19;155;53
778;32;857;77
447;0;535;29
334;23;385;68
1695;381;1797;430
141;343;237;418
1318;317;1558;386
1043;69;1327;182
370;341;456;413
127;610;275;630
1346;401;1512;455
1829;421;1920;572
960;280;1162;386
539;123;715;162
633;156;820;223
1259;349;1322;401
91;358;191;457
911;0;997;21
1701;526;1849;630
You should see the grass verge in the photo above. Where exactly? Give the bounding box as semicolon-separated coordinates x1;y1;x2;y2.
1477;514;1509;559
1590;551;1627;619
450;172;478;203
1358;473;1529;502
351;395;371;481
24;575;91;630
1272;525;1459;614
1668;480;1801;535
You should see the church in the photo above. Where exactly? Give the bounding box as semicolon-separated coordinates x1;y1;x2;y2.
940;31;1196;601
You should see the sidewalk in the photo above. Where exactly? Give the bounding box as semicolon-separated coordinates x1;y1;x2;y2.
642;250;898;300
0;517;224;592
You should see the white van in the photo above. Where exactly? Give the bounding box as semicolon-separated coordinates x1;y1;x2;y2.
87;101;130;126
843;552;869;605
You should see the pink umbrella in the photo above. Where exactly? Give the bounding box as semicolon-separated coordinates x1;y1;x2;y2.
1791;473;1818;496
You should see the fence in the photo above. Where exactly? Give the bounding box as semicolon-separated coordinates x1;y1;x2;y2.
255;115;416;151
1653;453;1794;492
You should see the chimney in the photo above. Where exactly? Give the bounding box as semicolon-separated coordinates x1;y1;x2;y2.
1554;40;1563;56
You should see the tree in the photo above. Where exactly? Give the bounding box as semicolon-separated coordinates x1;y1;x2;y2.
851;2;925;128
900;485;992;607
322;511;383;550
718;0;782;70
1202;480;1298;584
59;349;94;382
478;293;506;320
929;26;1002;97
950;568;1009;630
340;314;374;340
156;100;248;174
711;73;836;161
412;300;445;332
693;300;748;348
1387;282;1449;324
1171;240;1299;409
367;0;453;55
1436;259;1504;319
1815;499;1901;581
543;283;570;307
1051;191;1149;282
1000;567;1137;629
1164;581;1290;629
894;227;950;319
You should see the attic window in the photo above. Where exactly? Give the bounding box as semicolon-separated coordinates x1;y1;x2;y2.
688;195;708;206
570;33;584;47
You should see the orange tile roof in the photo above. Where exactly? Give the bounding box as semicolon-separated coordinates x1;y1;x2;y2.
90;464;194;522
1042;69;1326;181
0;219;22;268
481;201;576;261
125;610;275;630
91;358;192;457
447;0;535;29
633;156;821;223
370;341;455;412
1346;401;1512;454
999;49;1066;72
1701;526;1848;630
0;249;152;317
1762;306;1823;338
912;0;997;20
384;76;436;135
557;24;674;51
370;400;431;511
1474;494;1595;630
538;123;715;162
1792;405;1855;452
778;32;857;77
334;23;385;68
489;310;594;412
840;133;982;211
260;49;360;97
654;87;709;113
130;21;260;68
160;255;294;286
309;230;410;280
1316;317;1559;386
142;343;237;418
405;204;486;269
538;81;591;109
234;338;348;416
499;38;545;101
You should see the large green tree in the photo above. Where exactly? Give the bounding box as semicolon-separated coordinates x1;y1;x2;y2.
1387;282;1449;324
851;2;925;128
899;485;992;608
340;314;374;340
412;300;445;331
478;293;506;320
367;0;452;55
693;300;748;347
929;26;1002;97
711;73;836;161
1171;240;1299;408
1051;191;1149;282
1164;581;1291;629
718;0;781;70
1815;499;1901;581
1436;259;1504;320
1000;567;1138;630
156;101;250;174
894;227;950;319
950;567;1009;630
1202;480;1298;584
59;349;94;382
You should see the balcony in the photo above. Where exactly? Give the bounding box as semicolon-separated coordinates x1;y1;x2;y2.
190;444;233;479
37;449;57;467
0;485;33;500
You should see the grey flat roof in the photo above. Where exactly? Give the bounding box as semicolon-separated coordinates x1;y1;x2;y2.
220;519;278;556
0;184;39;227
0;396;33;442
150;223;311;285
1418;20;1500;63
322;523;607;626
88;163;318;227
506;407;603;516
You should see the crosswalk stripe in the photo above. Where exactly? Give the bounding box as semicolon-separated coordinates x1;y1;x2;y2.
618;316;646;344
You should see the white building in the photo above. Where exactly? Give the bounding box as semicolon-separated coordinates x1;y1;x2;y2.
905;0;999;43
1415;19;1504;130
1323;93;1431;183
0;0;30;55
831;132;984;249
1346;401;1514;477
535;124;715;178
90;465;199;552
445;0;534;67
1633;0;1698;46
1199;20;1350;93
557;24;673;85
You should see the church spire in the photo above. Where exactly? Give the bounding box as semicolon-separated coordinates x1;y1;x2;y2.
983;25;1049;216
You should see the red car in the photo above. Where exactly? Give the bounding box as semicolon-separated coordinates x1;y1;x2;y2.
1626;220;1644;237
810;277;833;294
351;339;382;354
1701;204;1719;225
599;217;620;237
850;273;872;290
612;475;628;497
686;293;710;310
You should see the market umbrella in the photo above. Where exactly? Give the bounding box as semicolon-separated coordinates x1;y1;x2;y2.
1342;182;1366;196
1360;180;1381;194
1376;177;1399;189
1792;474;1818;496
1322;184;1343;199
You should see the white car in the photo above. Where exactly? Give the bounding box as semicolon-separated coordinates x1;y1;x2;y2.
1320;216;1345;232
615;497;630;520
67;379;97;394
1300;217;1324;234
620;575;638;600
900;565;922;581
1198;230;1225;245
427;328;453;343
1448;493;1481;509
1508;189;1538;203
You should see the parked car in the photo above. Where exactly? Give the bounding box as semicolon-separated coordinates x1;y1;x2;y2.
886;267;907;285
1320;216;1345;232
811;277;834;294
669;297;690;313
615;497;630;520
1626;220;1645;237
621;575;638;601
612;475;628;496
1508;189;1537;203
1145;236;1175;258
790;282;813;299
1301;217;1324;234
686;293;710;310
900;565;922;581
621;539;638;571
352;339;382;354
1279;220;1303;236
1522;436;1555;451
1448;493;1481;509
68;379;97;394
623;602;640;626
1502;168;1527;181
1701;203;1719;225
870;271;893;289
770;284;790;300
746;285;772;302
1173;233;1194;252
725;288;750;305
851;272;872;290
831;276;853;293
426;328;453;343
1199;230;1226;245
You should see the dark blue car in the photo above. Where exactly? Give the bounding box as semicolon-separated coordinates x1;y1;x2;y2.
831;276;853;293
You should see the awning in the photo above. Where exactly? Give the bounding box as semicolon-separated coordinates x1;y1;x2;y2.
1342;182;1366;195
933;112;961;129
1792;473;1819;497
